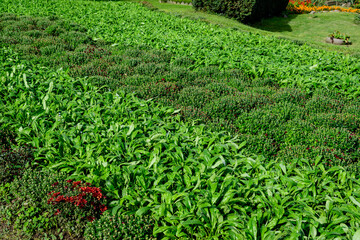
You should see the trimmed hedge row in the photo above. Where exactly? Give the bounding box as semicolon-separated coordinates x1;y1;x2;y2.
193;0;289;22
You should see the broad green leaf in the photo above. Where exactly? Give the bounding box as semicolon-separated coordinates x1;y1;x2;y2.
135;207;151;216
353;229;360;240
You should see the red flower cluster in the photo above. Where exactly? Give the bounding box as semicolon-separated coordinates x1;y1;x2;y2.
47;180;107;221
80;186;103;200
47;191;88;208
289;0;313;7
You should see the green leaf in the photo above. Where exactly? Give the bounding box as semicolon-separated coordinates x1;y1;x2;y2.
314;155;322;167
23;73;29;88
127;123;135;136
353;229;360;240
349;196;360;208
310;224;317;238
135;207;151;216
279;163;287;175
112;205;121;216
181;219;203;226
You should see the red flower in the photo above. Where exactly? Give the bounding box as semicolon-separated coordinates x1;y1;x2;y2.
100;204;107;213
66;179;73;183
72;181;82;187
54;209;61;216
47;197;54;204
52;192;61;197
80;187;103;200
52;182;59;187
55;195;65;202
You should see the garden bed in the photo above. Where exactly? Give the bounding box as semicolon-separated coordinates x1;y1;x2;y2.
1;2;360;239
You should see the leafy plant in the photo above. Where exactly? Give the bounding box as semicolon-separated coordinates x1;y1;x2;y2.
329;30;351;44
1;14;360;168
2;44;360;238
355;14;360;24
1;7;360;238
1;1;360;96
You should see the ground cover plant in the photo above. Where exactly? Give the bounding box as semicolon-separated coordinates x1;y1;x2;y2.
1;1;360;239
1;0;360;97
1;14;359;172
1;37;360;238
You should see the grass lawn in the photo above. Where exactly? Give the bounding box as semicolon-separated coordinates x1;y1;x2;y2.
141;0;360;56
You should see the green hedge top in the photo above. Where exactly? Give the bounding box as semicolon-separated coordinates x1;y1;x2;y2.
193;0;289;22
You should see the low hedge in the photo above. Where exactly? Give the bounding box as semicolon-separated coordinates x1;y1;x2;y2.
192;0;289;22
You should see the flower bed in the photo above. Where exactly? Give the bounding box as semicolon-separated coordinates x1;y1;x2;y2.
287;0;360;13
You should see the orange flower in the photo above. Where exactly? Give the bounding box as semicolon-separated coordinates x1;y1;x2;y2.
287;1;360;14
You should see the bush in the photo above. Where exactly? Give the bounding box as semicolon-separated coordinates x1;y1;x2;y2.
0;130;34;183
85;211;156;240
45;23;65;36
177;86;215;108
193;0;289;23
204;92;271;119
236;103;298;135
305;94;346;114
137;81;182;100
204;82;238;98
272;87;310;104
355;14;360;24
0;168;107;238
59;31;92;50
133;62;168;76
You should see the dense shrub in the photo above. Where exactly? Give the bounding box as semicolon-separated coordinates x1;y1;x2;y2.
177;86;215;108
204;82;238;98
0;168;107;238
138;81;182;99
193;0;289;23
355;14;360;24
85;212;156;240
204;92;271;119
59;31;92;50
272;87;310;104
0;130;34;183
